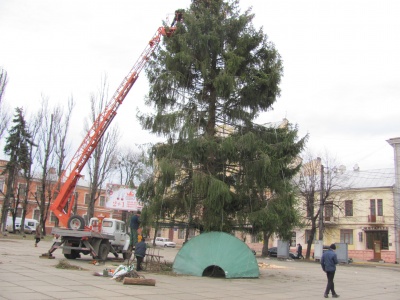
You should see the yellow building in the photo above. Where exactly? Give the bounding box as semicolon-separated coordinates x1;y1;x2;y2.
297;166;396;263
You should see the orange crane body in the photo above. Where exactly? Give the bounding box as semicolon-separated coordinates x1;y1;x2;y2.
50;25;178;228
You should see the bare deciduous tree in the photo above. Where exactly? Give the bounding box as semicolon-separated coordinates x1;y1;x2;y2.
85;76;119;220
293;151;349;259
33;96;75;234
113;146;150;187
0;67;11;140
111;146;152;223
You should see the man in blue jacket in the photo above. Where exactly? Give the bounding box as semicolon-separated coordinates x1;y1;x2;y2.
134;236;146;271
321;244;340;298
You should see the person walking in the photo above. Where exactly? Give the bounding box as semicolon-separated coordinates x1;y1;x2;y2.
34;224;41;247
297;243;304;259
134;236;147;271
321;243;340;298
129;211;141;248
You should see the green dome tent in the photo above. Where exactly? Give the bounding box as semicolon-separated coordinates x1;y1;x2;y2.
173;232;259;278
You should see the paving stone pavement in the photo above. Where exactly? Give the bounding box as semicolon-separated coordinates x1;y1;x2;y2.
0;238;399;300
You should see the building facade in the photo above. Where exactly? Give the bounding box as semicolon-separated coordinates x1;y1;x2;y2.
296;167;396;263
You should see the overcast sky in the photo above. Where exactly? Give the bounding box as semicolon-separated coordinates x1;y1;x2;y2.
1;0;399;171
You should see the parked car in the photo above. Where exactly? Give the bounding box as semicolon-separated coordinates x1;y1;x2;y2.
15;224;35;234
267;247;278;257
155;237;176;248
268;247;299;259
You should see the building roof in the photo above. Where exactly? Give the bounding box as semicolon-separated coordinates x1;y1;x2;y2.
337;168;395;190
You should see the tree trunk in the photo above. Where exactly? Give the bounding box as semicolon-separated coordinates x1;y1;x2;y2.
306;222;317;259
88;199;95;221
261;232;271;257
123;278;156;286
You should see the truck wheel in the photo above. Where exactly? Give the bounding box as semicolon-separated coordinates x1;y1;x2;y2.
67;215;85;230
98;244;109;261
64;250;80;259
71;250;81;259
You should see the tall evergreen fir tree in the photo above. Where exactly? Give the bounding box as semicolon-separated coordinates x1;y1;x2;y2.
1;108;33;232
137;0;306;235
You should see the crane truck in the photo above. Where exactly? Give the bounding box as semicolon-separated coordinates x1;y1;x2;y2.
43;12;182;261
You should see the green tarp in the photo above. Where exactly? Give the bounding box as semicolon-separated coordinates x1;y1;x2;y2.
173;231;259;278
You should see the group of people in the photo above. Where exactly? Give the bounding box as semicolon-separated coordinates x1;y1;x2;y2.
34;211;340;296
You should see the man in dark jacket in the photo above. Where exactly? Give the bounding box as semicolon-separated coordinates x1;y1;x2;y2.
134;236;146;271
129;211;141;247
321;244;340;298
297;243;304;259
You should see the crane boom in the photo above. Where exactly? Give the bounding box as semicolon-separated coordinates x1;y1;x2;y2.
50;24;179;228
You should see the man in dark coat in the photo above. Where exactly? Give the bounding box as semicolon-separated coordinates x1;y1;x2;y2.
321;244;340;298
129;211;141;247
297;243;304;259
134;236;146;271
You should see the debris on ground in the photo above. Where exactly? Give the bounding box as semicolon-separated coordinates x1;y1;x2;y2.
90;260;101;266
115;269;144;282
40;252;55;259
92;263;144;282
56;259;87;270
258;262;287;269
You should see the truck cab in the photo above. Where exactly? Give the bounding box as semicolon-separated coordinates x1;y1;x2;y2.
89;217;131;259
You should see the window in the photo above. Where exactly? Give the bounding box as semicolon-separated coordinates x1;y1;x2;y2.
99;195;105;207
36;185;43;199
178;229;185;239
16;207;23;218
0;178;4;193
18;183;27;197
290;232;296;247
33;210;40;221
345;200;353;216
377;199;383;216
84;194;90;205
325;202;333;217
366;231;388;250
50;212;57;222
340;229;353;244
370;199;376;216
103;220;112;228
251;234;259;243
189;228;196;238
